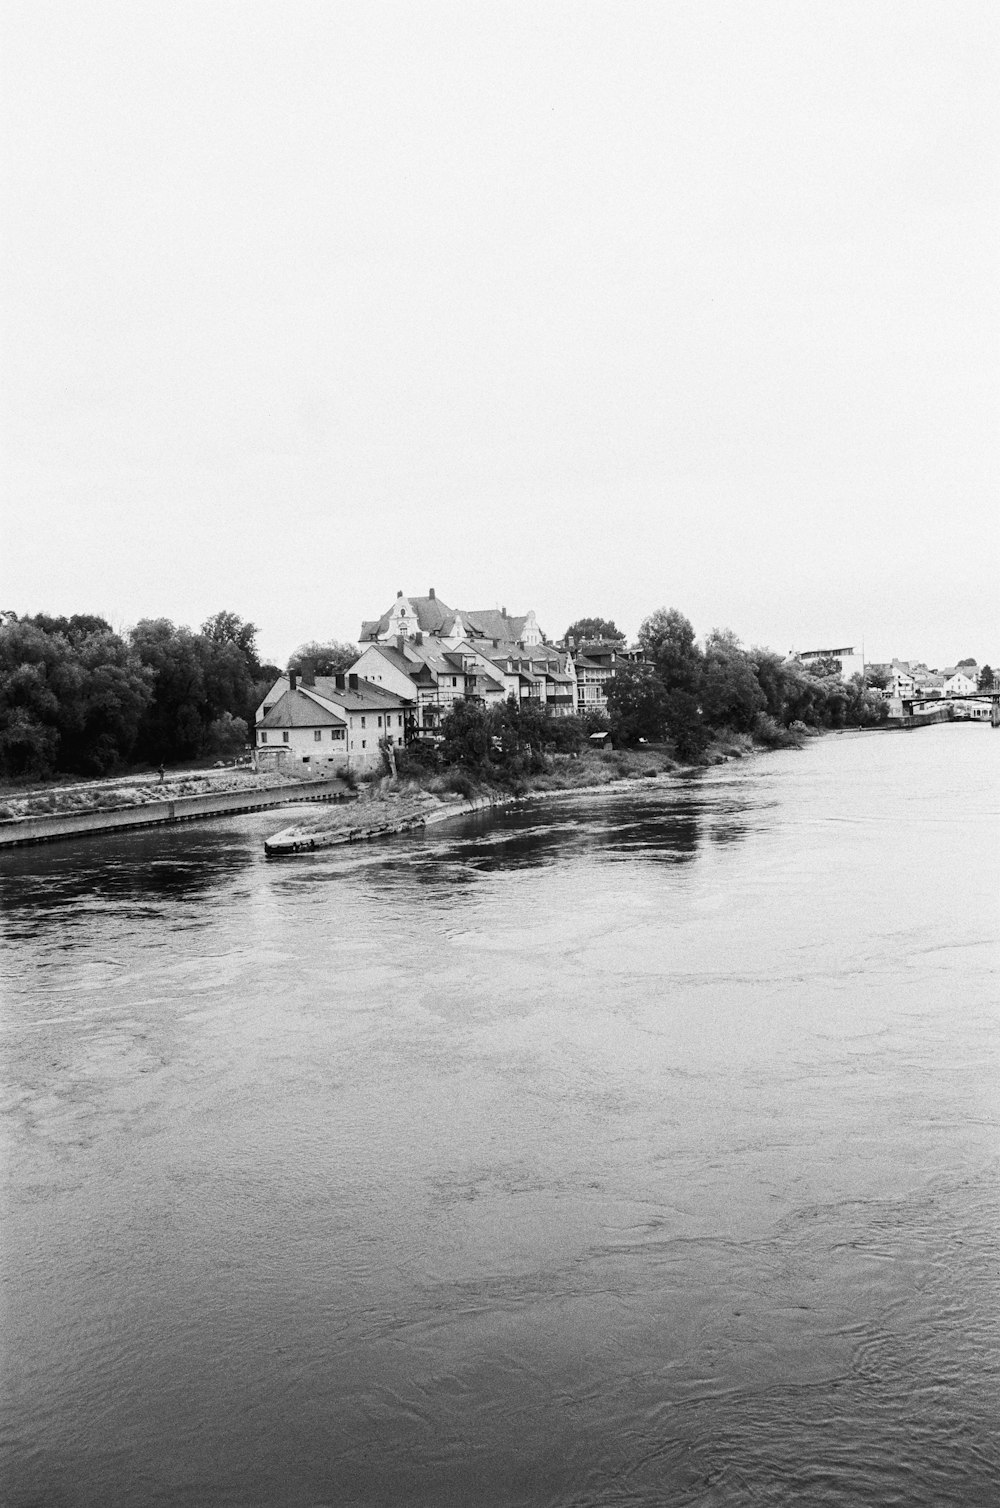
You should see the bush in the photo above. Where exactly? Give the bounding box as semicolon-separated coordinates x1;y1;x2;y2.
754;713;804;749
397;739;440;775
444;769;478;800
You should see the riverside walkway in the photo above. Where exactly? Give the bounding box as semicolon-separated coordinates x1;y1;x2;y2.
0;775;350;849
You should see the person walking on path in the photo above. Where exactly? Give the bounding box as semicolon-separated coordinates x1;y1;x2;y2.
157;763;165;783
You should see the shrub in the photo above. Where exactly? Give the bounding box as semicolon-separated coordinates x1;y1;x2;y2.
754;713;804;749
445;769;477;800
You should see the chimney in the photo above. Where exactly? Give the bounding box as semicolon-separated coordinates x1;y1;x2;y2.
301;658;316;687
396;589;403;598
502;606;507;617
288;670;298;693
428;587;435;600
335;673;346;691
348;673;359;691
415;632;423;646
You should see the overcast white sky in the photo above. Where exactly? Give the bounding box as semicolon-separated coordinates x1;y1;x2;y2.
2;1;996;669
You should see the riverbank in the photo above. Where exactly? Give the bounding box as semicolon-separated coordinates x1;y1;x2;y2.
0;774;351;849
262;736;762;855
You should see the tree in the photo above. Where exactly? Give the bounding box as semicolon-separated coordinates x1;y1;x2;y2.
958;657;978;668
663;689;709;761
0;616;153;776
201;611;260;674
603;663;670;744
563;617;626;644
700;629;765;733
638;608;703;695
978;665;995;690
130;619;209;762
288;640;357;675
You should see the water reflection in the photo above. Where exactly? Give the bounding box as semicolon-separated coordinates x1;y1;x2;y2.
0;824;253;933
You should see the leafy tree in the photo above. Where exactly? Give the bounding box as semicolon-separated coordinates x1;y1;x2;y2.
564;617;626;644
700;629;765;733
978;665;995;690
545;714;585;754
865;664;890;691
638;608;703;695
288;640;357;675
130;620;209;762
201;611;260;673
440;697;493;770
603;663;670;744
581;707;611;736
957;657;977;667
0;617;153;775
205;711;249;757
663;689;709;761
842;673;888;727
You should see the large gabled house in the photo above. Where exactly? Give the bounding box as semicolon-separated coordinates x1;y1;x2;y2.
353;589;577;724
350;637;509;731
255;670;411;773
941;667;978;697
360;589;545;651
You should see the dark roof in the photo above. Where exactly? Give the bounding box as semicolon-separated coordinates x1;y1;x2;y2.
259;690;346;730
309;677;412;711
458;608;531;641
362;595;457;640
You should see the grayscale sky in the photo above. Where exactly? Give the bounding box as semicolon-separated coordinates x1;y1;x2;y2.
3;1;996;669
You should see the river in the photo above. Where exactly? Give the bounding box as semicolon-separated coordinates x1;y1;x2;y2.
1;725;998;1506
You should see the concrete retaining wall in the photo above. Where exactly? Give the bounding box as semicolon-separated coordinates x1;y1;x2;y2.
0;779;350;849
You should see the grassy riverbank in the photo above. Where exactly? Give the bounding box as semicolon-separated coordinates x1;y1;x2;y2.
269;732;778;848
0;726;807;834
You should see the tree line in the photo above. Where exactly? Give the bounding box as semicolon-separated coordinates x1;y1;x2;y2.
599;608;887;759
0;601;899;782
0;610;281;778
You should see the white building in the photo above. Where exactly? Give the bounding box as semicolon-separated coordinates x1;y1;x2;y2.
794;645;865;681
255;671;411;773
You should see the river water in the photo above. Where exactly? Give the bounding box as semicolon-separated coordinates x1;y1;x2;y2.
1;725;998;1507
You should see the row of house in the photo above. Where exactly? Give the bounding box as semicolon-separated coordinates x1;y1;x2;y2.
873;659;983;699
254;589;616;773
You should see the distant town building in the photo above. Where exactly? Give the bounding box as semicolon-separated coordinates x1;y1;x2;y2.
792;646;865;681
360;590;544;649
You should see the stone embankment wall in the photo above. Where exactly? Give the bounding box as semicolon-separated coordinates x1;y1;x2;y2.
0;779;348;849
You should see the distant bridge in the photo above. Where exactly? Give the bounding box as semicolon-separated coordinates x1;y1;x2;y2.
898;692;1000;727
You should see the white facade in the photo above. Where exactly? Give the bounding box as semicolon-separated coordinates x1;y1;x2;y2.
797;646;865;681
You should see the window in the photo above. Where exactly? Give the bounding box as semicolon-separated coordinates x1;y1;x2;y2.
314;730;322;741
361;716;366;728
452;677;457;686
331;728;344;740
398;715;403;727
361;739;366;749
282;731;289;743
260;731;268;743
377;715;383;728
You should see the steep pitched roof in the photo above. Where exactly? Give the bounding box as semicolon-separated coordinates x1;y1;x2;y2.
259;690;346;730
458;608;531;641
363;595;457;640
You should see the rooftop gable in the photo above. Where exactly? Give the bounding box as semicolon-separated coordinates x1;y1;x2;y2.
259;690;346;730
